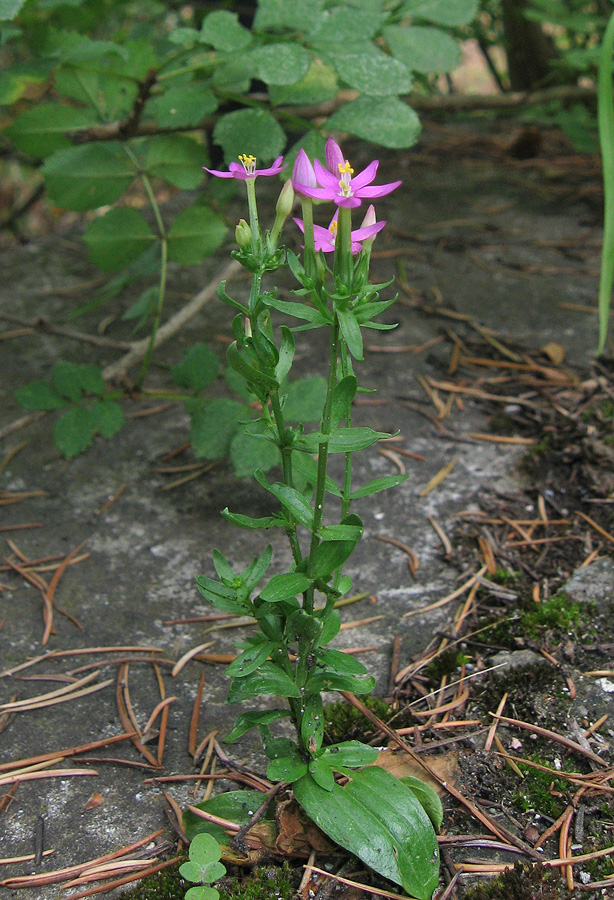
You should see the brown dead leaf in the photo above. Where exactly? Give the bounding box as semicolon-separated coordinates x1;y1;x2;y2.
372;749;459;795
83;792;104;811
275;797;335;857
540;342;565;365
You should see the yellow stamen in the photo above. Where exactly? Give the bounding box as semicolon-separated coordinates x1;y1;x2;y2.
338;160;354;176
238;154;257;175
328;220;338;237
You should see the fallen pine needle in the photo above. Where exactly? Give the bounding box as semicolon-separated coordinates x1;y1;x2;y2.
377;448;406;474
375;535;419;577
0;850;54;865
0;677;113;713
484;693;507;753
491;714;608;768
304;864;420;900
0;768;98;787
576;511;614;546
56;857;181;899
419;457;457;497
401;565;487;622
467;433;535;445
172;641;216;676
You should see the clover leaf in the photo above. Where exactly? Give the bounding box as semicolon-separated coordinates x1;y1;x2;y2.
179;833;226;900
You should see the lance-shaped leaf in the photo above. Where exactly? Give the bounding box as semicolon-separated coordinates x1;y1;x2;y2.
298;427;391;454
259;572;312;603
319;741;379;769
330;375;357;428
225;709;290;743
350;474;408;500
225;640;274;677
227;661;302;701
227;343;279;392
196;576;247;615
293;766;440;900
275;326;295;382
265;482;314;530
400;776;444;830
221;508;282;530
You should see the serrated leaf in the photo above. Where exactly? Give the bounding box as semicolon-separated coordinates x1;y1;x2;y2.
326;96;421;150
200;10;252;52
143;134;207;189
254;0;324;32
53;406;96;457
333;51;412;97
260;572;312;603
84;208;156;271
293;766;439;899
384;24;461;74
144;80;218;128
5;104;98;158
171;344;220;393
250;42;311;86
213;108;286;165
225;709;290;743
350;474;408;499
43;142;136;212
189;398;245;460
269;60;337;107
90;400;124;438
227;661;302;701
167;204;227;264
14;379;67;411
402;0;478;27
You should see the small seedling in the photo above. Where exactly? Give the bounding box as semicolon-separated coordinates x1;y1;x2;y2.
179;833;226;900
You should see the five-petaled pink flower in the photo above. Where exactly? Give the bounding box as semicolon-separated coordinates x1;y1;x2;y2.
294;205;385;254
204;154;286;180
292;139;401;209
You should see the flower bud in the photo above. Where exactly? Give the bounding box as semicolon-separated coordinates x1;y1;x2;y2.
360;204;377;230
292;149;317;197
275;179;295;220
235;218;252;249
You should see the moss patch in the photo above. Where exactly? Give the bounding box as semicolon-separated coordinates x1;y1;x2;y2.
520;593;582;638
463;862;565;900
118;861;297;900
323;695;393;743
512;758;573;820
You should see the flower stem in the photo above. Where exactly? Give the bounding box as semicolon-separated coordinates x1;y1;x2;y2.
334;205;353;289
270;392;302;566
245;178;260;252
300;197;317;282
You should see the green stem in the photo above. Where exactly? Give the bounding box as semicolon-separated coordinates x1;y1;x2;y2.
340;343;352;521
334;205;353;289
300;198;317;282
598;10;614;354
305;319;340;612
137;236;168;389
270;392;302;566
245;178;260;252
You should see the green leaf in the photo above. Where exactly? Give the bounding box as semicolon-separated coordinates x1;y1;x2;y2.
269;60;337;107
144;81;218;128
320;741;379;769
330;375;357;428
43;142;136;211
299;427;390;454
53;406;96;457
399;776;444;830
337;308;363;360
171;344;220;393
189;398;246;460
90;400;124;438
226;343;279;392
275;327;295;383
200;10;252;52
267;753;308;783
179;861;204;884
51;361;83;401
185;888;218;900
301;694;324;753
212;53;254;94
311;671;376;694
225;709;290;743
312;536;357;579
5;104;98;159
318;524;362;541
84;208;156;271
402;0;478;27
350;474;408;499
14;379;67;411
283;376;327;422
221;508;281;530
326;96;421;150
260;572;312;603
309;6;381;46
227;661;302;701
213;108;286;165
0;59;51;104
0;0;26;20
294;767;440;899
384;24;461;74
319;607;341;644
254;0;324;32
184;789;275;843
122;286;157;331
54;64;137;120
226;640;274;677
143;134;207;189
250;42;311;86
308;756;335;791
333;51;411;97
318;647;369;677
167;203;227;265
267;482;314;529
196;576;245;615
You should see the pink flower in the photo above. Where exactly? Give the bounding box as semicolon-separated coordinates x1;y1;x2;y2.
291;149;318;198
293;138;401;209
204;154;286;180
294;208;385;254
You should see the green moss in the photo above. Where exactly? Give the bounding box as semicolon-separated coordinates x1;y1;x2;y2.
116;861;297;900
520;593;581;638
525;434;551;461
424;648;469;683
464;861;563;899
323;695;392;743
512;758;571;820
491;567;519;585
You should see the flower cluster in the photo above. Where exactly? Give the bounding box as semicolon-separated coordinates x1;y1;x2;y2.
204;139;400;257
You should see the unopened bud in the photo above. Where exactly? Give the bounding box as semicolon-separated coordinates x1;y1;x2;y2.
235;218;252;249
276;179;295;219
360;204;377;230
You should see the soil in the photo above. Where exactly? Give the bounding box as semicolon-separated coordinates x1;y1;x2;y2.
1;118;613;900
